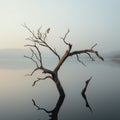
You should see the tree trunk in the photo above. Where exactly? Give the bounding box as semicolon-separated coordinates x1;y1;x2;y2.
53;73;65;97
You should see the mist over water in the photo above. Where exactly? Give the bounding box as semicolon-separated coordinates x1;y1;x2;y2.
0;49;120;120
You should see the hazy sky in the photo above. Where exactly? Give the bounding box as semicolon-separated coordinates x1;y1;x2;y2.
0;0;120;53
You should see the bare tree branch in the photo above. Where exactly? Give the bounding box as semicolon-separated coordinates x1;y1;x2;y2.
86;52;95;61
44;42;60;60
91;43;97;49
32;76;52;86
24;55;39;67
76;54;86;66
23;24;60;60
30;48;39;61
37;26;42;39
34;45;43;67
25;67;41;76
23;24;38;39
69;48;104;61
24;43;43;67
61;29;70;46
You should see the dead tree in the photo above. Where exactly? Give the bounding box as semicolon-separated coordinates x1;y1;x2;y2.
24;24;104;97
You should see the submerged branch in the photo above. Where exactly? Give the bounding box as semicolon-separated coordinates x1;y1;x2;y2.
81;77;93;112
32;99;50;113
32;95;65;120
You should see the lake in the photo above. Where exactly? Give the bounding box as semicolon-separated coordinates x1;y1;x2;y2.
0;50;120;120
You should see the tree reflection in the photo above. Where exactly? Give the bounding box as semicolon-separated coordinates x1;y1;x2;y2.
32;77;93;119
81;76;93;112
32;95;65;120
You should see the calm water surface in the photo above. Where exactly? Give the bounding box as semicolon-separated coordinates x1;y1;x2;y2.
0;57;120;120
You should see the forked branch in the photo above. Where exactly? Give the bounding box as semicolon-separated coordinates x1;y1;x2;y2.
61;29;70;46
23;24;60;60
24;55;39;68
69;44;104;61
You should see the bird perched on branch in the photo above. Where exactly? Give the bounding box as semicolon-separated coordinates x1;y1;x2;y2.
46;28;50;34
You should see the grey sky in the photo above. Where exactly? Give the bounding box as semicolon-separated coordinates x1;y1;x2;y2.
0;0;120;53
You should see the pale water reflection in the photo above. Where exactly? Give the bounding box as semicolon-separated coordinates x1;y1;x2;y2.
0;58;120;120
